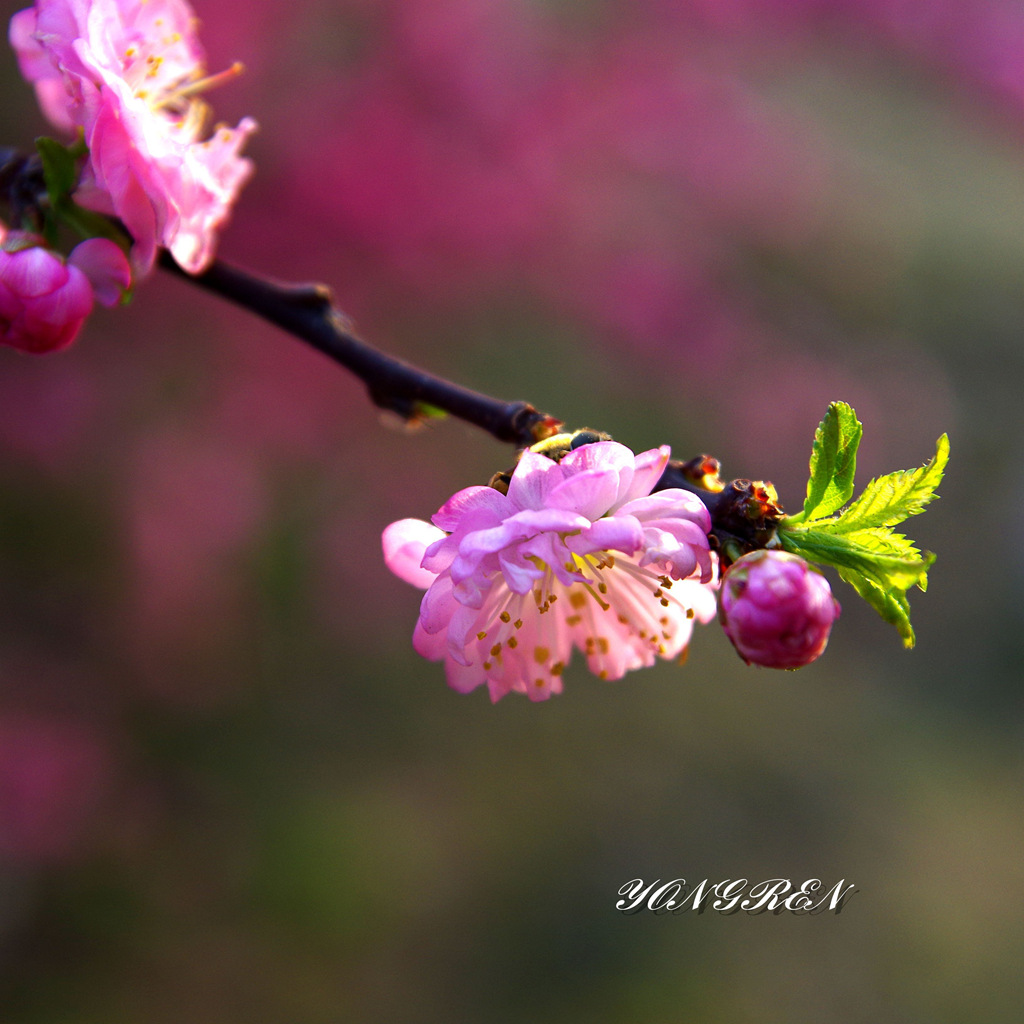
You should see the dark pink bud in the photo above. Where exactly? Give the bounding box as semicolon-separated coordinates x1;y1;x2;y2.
719;550;840;669
0;236;94;354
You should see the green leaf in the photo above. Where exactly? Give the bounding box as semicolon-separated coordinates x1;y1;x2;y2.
835;566;917;648
777;417;947;649
792;402;863;524
816;434;949;533
779;526;933;592
35;136;81;207
779;523;934;648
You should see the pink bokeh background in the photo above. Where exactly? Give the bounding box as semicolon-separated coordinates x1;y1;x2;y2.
0;2;1019;1021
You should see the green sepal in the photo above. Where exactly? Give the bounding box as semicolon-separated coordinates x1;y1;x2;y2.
787;402;863;526
57;203;132;247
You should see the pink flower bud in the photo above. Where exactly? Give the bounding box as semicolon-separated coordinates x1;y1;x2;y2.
0;232;130;354
718;550;840;669
0;238;93;353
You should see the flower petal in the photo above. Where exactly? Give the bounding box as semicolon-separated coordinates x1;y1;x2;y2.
615;446;671;508
619;489;712;533
566;514;644;556
432;484;508;532
505;448;562;510
382;518;444;589
67;238;132;306
546;467;621;521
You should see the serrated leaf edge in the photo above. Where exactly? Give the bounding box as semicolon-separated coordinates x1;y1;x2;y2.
795;402;863;524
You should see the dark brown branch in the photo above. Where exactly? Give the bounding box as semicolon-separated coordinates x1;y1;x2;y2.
158;252;558;448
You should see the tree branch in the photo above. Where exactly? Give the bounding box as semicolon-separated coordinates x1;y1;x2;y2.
158;252;558;448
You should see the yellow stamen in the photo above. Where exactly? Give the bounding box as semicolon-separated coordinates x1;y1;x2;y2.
152;62;245;110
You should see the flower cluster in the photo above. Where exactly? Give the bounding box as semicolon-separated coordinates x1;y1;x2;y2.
10;0;256;275
384;439;718;702
0;226;130;353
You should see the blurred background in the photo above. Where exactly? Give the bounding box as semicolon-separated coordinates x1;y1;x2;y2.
0;0;1020;1020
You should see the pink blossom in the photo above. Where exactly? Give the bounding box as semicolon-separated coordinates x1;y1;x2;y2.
0;228;130;353
10;0;256;275
383;439;717;701
718;549;840;669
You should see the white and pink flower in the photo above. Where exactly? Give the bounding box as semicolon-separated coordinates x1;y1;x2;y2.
383;440;717;702
10;0;256;274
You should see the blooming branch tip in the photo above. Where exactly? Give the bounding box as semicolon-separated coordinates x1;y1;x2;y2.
11;0;256;275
